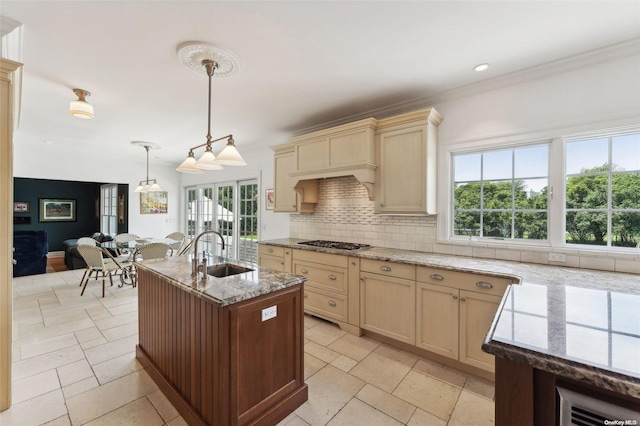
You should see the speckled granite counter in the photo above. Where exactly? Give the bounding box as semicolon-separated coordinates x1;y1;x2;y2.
260;238;640;398
135;253;307;306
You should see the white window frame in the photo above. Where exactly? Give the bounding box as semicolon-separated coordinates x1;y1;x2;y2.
100;184;118;236
439;124;640;254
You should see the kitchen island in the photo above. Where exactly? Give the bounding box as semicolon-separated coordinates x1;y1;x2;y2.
135;254;308;426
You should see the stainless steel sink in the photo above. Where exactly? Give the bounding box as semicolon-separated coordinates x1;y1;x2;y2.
206;263;254;278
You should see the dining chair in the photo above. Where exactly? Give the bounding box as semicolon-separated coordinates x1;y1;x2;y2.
137;242;173;260
177;239;194;256
165;232;185;254
114;233;139;257
77;244;133;298
77;237;99;246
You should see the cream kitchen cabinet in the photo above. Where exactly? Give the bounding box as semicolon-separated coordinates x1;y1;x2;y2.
257;244;292;272
416;266;512;373
375;108;442;215
360;259;416;345
293;249;351;328
272;146;318;213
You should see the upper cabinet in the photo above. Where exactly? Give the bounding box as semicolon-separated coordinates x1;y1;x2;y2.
375;109;443;215
271;108;442;214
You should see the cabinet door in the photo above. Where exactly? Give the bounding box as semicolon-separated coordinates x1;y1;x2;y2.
376;125;429;214
274;151;298;212
459;290;501;372
416;282;459;360
360;272;415;345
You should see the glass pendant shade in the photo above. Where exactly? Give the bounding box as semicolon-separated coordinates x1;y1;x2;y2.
70;89;94;119
176;154;204;174
134;185;144;193
194;148;223;170
149;182;163;192
215;140;247;166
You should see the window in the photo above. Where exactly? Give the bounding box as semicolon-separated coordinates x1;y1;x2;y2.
565;132;640;248
100;184;118;236
185;179;259;263
452;143;549;241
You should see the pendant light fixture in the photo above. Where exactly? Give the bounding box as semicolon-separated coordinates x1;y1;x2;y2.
176;42;247;173
132;141;163;193
70;88;94;119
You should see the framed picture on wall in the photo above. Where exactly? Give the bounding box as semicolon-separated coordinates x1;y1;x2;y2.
13;201;30;213
140;191;168;214
265;189;274;210
39;198;76;222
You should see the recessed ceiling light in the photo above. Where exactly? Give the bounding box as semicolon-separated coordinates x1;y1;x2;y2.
43;140;53;144
473;63;489;72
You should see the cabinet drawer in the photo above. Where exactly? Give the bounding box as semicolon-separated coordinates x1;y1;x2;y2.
293;249;348;268
294;261;347;294
360;258;415;280
416;267;511;297
259;245;284;257
303;288;347;322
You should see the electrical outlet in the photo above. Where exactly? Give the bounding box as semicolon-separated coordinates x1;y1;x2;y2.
548;253;566;262
261;305;277;322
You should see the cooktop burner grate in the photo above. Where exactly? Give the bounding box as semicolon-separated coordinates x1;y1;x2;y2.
297;240;371;250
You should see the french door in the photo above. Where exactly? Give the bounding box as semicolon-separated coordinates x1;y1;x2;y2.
185;179;258;262
100;184;118;236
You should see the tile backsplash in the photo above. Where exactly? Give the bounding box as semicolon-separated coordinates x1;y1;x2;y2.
289;176;640;274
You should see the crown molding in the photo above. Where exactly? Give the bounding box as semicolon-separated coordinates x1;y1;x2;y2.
286;38;640;138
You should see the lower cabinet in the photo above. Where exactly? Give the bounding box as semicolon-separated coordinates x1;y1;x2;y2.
258;244;292;272
293;249;351;328
360;259;417;345
416;267;511;373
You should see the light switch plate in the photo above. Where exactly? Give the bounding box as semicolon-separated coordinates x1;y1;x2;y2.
262;305;277;322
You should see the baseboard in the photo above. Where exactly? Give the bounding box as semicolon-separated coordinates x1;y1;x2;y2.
47;251;65;259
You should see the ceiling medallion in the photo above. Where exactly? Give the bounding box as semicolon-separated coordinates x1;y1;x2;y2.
176;42;240;77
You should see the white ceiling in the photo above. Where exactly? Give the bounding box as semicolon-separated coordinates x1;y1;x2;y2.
2;1;640;169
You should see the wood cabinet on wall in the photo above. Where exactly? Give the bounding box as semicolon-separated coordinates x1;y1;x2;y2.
416;267;512;373
272;146;318;213
375;108;443;214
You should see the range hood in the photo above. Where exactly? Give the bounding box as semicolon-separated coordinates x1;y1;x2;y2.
287;117;378;200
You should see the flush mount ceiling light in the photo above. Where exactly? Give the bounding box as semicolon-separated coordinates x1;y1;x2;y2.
132;141;163;193
176;42;246;173
70;88;94;119
473;63;489;72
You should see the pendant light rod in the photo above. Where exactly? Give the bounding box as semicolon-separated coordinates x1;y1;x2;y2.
204;59;217;144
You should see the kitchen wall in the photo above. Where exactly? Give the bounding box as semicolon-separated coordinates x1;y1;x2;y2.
290;176;437;251
293;41;640;274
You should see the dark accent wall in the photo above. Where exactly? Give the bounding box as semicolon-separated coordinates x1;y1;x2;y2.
13;178;128;251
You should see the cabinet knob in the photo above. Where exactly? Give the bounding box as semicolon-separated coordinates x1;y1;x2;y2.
328;274;337;280
304;293;308;299
460;297;466;302
475;281;493;289
301;268;308;274
328;300;337;307
380;266;391;272
285;251;289;254
351;262;356;266
430;274;444;281
452;295;458;300
379;203;384;207
267;248;273;253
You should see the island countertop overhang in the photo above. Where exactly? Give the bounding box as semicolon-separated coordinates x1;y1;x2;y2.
134;254;307;306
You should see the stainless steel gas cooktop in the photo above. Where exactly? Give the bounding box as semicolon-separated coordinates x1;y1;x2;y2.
297;240;371;250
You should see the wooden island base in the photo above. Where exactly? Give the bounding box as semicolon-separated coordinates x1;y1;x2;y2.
136;268;308;425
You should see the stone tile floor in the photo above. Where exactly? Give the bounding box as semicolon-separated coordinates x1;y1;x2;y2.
2;269;494;425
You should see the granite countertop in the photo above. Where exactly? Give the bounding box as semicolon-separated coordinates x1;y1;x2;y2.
260;238;640;398
135;254;307;307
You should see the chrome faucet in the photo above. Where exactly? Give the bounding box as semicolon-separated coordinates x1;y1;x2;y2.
191;230;226;279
